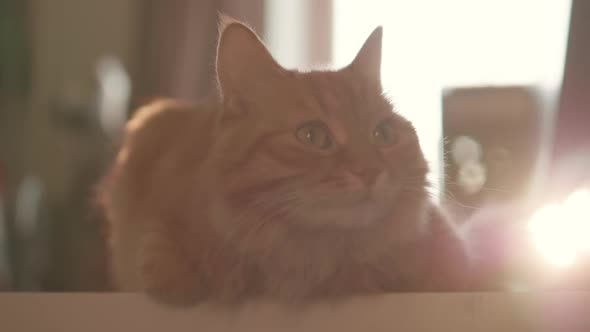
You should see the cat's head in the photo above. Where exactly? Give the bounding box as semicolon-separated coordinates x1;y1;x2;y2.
206;17;429;240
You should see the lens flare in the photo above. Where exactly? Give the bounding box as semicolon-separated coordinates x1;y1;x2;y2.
527;189;590;267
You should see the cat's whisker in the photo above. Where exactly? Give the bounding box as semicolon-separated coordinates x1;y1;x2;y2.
441;180;511;194
234;191;304;237
398;183;482;211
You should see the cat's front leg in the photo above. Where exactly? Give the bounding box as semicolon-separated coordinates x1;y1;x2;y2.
139;232;206;306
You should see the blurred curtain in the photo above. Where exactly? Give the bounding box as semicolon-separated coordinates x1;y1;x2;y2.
549;0;590;196
136;0;266;105
137;0;221;103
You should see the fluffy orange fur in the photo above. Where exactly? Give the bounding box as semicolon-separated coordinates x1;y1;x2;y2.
98;17;471;306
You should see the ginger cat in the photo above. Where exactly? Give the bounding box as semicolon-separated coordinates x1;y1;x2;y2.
98;17;471;306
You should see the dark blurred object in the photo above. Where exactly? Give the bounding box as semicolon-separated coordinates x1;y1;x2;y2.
0;0;31;290
0;162;10;290
442;87;542;222
549;0;590;199
0;0;30;98
1;0;141;291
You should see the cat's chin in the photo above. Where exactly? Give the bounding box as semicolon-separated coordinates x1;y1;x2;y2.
293;200;393;230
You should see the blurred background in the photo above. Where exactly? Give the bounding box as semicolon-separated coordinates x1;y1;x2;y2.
0;0;589;292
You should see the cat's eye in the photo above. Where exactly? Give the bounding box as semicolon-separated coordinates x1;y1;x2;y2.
295;122;333;150
373;120;397;147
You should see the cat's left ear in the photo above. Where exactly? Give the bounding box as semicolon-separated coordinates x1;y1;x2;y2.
350;26;383;83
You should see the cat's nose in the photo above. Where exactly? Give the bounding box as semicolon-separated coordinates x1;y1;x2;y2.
350;165;380;186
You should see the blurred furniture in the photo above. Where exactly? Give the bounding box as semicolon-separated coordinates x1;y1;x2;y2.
1;0;267;291
441;86;541;223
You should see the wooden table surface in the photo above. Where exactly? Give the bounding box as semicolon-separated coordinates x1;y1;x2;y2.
0;292;589;332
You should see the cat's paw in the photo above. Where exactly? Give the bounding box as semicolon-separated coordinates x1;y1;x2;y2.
139;234;205;307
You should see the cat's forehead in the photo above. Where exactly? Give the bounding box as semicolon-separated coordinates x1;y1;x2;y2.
288;69;389;122
298;70;361;115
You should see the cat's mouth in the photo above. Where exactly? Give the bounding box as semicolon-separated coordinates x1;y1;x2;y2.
287;188;396;228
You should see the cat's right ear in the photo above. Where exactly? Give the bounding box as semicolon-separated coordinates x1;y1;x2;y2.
350;26;383;84
216;16;284;106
